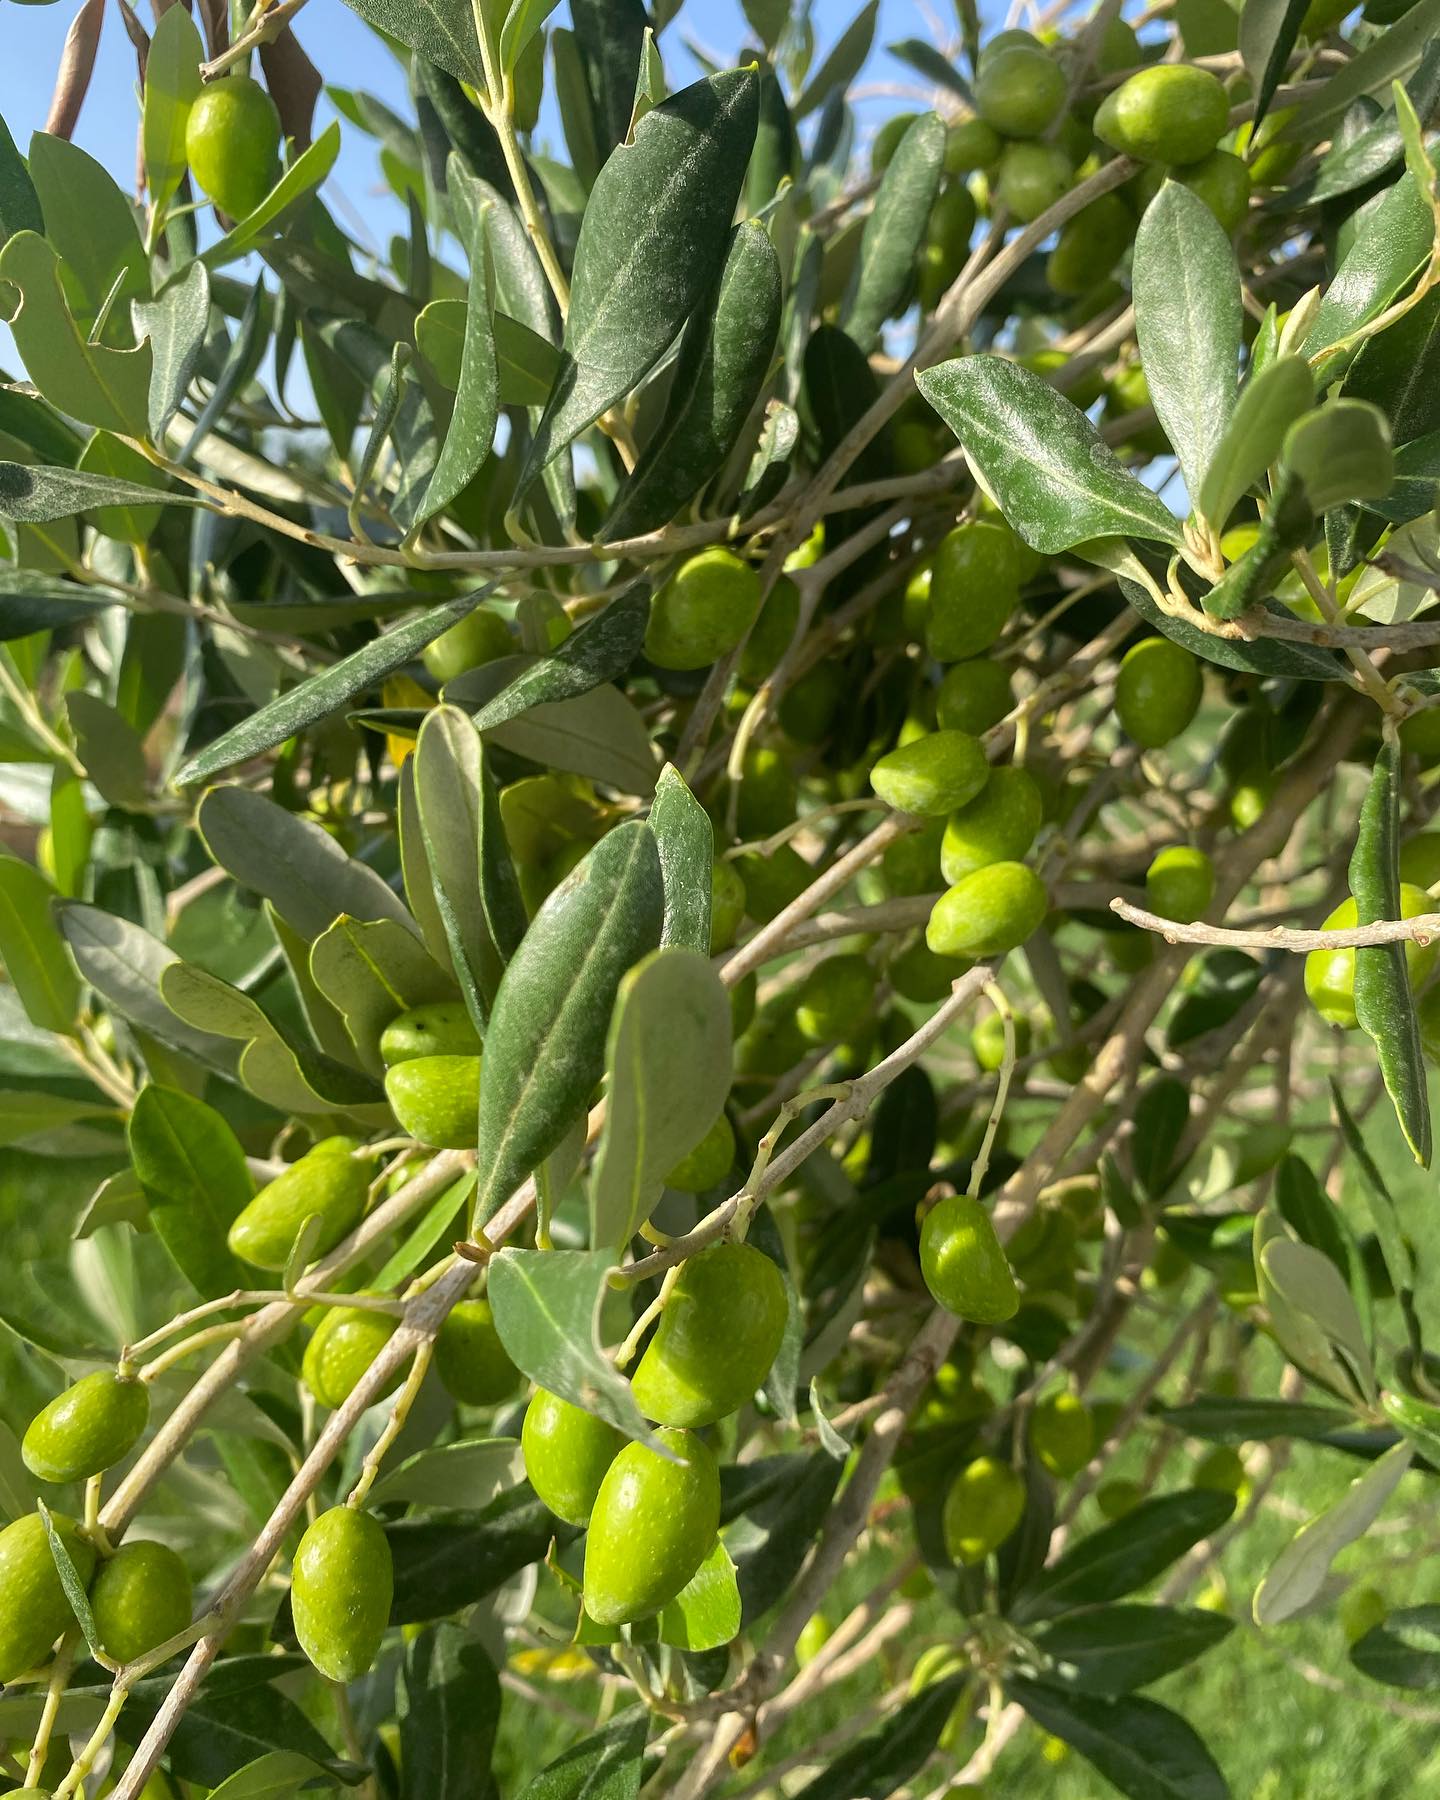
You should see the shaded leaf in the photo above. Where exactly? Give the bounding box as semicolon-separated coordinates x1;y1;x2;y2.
513;1709;647;1800
1253;1441;1412;1625
1302;172;1432;377
398;1624;501;1800
1351;1604;1440;1689
649;764;714;955
844;112;944;352
1008;1678;1230;1800
465;586;650;731
1239;0;1310;130
372;1438;523;1510
0;854;79;1035
790;1674;967;1800
1034;1605;1234;1696
1015;1491;1236;1624
127;1084;251;1299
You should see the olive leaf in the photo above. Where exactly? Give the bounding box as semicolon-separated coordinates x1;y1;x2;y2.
397;1625;502;1800
309;917;454;1076
793;0;880;119
0;115;42;241
1197;354;1314;529
1349;739;1431;1165
787;1674;968;1800
38;1502;105;1665
461;584;651;730
1006;1679;1231;1800
511;1710;649;1800
128;1085;253;1301
473;820;664;1226
1261;1236;1376;1404
658;1539;741;1652
589;947;733;1252
371;1439;523;1509
1351;1605;1440;1690
1253;1441;1413;1626
201;125;343;270
26;134;148;330
486;1246;665;1448
0;855;79;1036
917;356;1184;553
1286;0;1440;140
141;3;205;213
843;111;945;353
1302;172;1432;377
649;764;715;955
1014;1491;1236;1624
1239;0;1311;130
1331;1080;1420;1349
1032;1605;1234;1697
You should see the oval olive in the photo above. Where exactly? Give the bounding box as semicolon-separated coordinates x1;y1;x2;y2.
582;1428;721;1625
1305;886;1438;1029
710;857;747;951
872;731;989;818
0;1512;98;1683
927;861;1047;958
1400;705;1440;762
734;745;798;839
935;660;1014;736
1400;832;1440;888
882;817;945;897
385;1054;481;1149
975;45;1067;137
185;75;281;220
1030;1392;1094;1477
871;110;921;173
780;663;848;745
1094;64;1229;166
379;1001;482;1066
302;1301;401;1410
795;953;876;1046
646;548;761;671
942;1455;1026;1565
971;1007;1032;1071
1145;845;1215;922
292;1505;393;1683
421;607;512;682
926;523;1022;662
1046;192;1134;296
631;1242;789;1427
1173;150;1251;231
434;1299;519;1407
995;141;1073;223
889;937;971;1004
737;576;800;682
946;116;1003;172
227;1136;370;1272
940;768;1043;882
22;1370;149;1485
90;1540;193;1664
736;842;811;922
666;1111;736;1192
522;1389;626;1525
917;180;977;311
1114;636;1203;748
919;1192;1019;1323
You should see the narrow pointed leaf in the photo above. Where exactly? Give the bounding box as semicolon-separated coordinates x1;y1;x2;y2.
414;706;505;1033
1254;1441;1412;1625
1198;354;1313;527
128;1085;252;1300
844;112;945;352
464;585;650;730
1008;1679;1230;1800
648;764;714;955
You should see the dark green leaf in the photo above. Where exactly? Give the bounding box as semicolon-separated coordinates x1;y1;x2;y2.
123;1669;357;1788
1034;1606;1234;1696
1302;172;1432;377
1363;428;1440;522
0;570;113;640
917;356;1183;552
793;1;879;120
419;163;501;526
1350;738;1430;1163
0;115;42;240
1332;1080;1419;1344
385;1497;575;1625
1015;1491;1235;1623
0;462;202;523
465;586;650;731
513;1709;647;1800
571;0;649;154
26;134;147;330
414;706;505;1031
1345;284;1440;444
887;38;973;97
844;112;945;352
790;1675;967;1800
1008;1678;1230;1800
728;1449;844;1624
1286;0;1440;140
1352;1605;1440;1689
649;764;714;956
0;854;79;1035
1118;576;1344;682
1133;1077;1190;1200
128;1085;251;1300
1239;0;1310;129
398;1624;500;1800
1153;1395;1354;1441
1198;355;1314;528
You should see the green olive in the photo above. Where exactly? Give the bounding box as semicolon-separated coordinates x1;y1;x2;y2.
946;116;1003;172
920;1192;1019;1323
582;1428;721;1625
872;731;989;818
631;1242;789;1427
1030;1392;1094;1477
292;1505;392;1683
882;818;944;897
926;523;1022;661
1094;65;1230;167
872;111;922;173
942;1455;1026;1564
646;549;762;671
522;1389;626;1525
935;660;1014;736
796;953;876;1045
1173;151;1251;231
735;842;811;922
435;1299;519;1407
1046;192;1134;296
940;767;1044;881
975;46;1068;138
971;1007;1032;1071
780;663;847;744
1305;886;1438;1029
733;745;799;840
1400;706;1440;763
184;75;281;220
90;1540;192;1664
979;28;1044;61
1338;1583;1388;1644
1020;346;1105;410
227;1136;370;1272
1193;1446;1247;1496
795;1611;833;1666
1400;833;1440;889
995;142;1073;223
917;180;978;311
1096;1477;1144;1520
421;607;513;682
710;857;747;951
666;1111;736;1191
0;1512;98;1683
1114;637;1203;747
22;1370;149;1485
384;1054;481;1149
302;1301;401;1410
927;861;1048;958
1145;845;1215;922
738;577;800;682
379;1001;482;1066
889;936;972;1004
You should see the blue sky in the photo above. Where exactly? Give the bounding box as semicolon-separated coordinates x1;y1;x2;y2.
2;0;948;268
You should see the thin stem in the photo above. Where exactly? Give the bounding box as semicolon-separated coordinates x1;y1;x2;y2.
346;1341;433;1508
26;1634;77;1786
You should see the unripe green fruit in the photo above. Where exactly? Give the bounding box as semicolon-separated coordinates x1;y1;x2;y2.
889;937;971;1004
980;28;1044;60
631;1242;788;1427
928;522;1022;662
1114;637;1203;747
736;843;811;922
1094;65;1229;166
971;1008;1032;1071
1146;846;1215;923
734;746;798;839
920;1192;1019;1323
1400;706;1440;762
995;142;1073;223
795;1612;832;1666
946;116;1003;172
522;1389;625;1525
936;660;1013;735
942;1455;1025;1565
646;549;761;671
1046;193;1134;296
738;577;800;682
22;1371;149;1485
666;1111;735;1191
435;1299;518;1406
292;1505;392;1683
0;1512;98;1683
882;817;942;897
384;1054;481;1149
185;75;281;220
928;861;1047;958
1400;833;1440;889
583;1428;721;1625
1305;887;1437;1029
227;1137;369;1272
1193;1446;1246;1496
917;181;978;310
795;953;876;1045
1030;1392;1094;1477
1096;1477;1143;1519
380;1001;482;1066
780;662;847;744
1339;1584;1388;1645
940;768;1043;881
1020;346;1105;410
422;607;512;682
975;46;1067;137
1173;151;1251;231
894;419;943;472
90;1540;192;1664
872;731;989;818
872;111;921;173
302;1302;401;1410
710;857;747;951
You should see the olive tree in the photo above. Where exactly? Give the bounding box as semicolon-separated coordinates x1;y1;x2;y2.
1;0;1440;1794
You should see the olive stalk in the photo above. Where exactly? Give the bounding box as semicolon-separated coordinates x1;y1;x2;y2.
345;1340;433;1508
25;1632;76;1787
